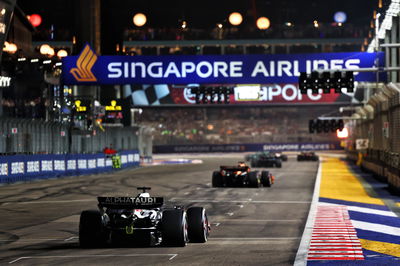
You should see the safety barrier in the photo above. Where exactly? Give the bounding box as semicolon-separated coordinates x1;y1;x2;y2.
346;82;400;194
0;150;140;184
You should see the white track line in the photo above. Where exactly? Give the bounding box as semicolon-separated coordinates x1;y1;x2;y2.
9;254;178;264
293;160;322;266
8;199;95;205
352;220;400;236
169;199;310;204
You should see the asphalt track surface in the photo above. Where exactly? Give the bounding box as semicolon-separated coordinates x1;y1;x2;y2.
0;154;318;266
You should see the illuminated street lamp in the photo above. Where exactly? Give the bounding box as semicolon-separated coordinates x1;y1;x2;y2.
229;12;243;26
256;17;270;30
40;44;51;55
5;42;17;54
57;49;68;58
40;44;55;57
133;13;147;27
8;43;17;53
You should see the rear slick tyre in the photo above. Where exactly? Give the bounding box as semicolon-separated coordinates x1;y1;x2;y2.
161;209;188;247
212;171;223;187
187;207;209;243
248;171;260;188
79;210;109;248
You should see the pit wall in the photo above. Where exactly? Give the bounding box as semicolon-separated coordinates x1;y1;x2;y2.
0;150;141;184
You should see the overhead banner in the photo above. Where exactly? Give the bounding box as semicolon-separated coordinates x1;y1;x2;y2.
123;83;363;106
62;45;385;85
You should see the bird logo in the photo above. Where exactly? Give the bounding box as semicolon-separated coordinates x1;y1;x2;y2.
70;44;97;82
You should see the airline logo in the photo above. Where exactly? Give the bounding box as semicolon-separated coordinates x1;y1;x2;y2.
70;44;97;82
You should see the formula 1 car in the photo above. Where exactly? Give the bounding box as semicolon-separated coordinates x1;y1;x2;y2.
274;152;288;162
250;152;282;168
79;187;210;247
297;151;319;161
212;162;274;188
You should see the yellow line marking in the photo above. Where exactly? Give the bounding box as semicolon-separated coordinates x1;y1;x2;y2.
360;239;400;257
320;158;384;206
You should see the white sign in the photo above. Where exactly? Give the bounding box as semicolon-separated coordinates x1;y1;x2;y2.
78;159;87;169
54;160;65;171
356;139;369;150
11;162;24;174
88;159;96;169
0;163;8;176
67;160;76;170
11;128;17;134
27;161;40;173
235;86;261;101
97;158;105;167
0;76;11;87
41;160;53;171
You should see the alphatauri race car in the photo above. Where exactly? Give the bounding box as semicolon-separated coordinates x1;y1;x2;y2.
212;162;275;188
79;187;210;247
297;151;319;161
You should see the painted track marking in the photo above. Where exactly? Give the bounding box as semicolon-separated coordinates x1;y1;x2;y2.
9;254;178;264
307;206;364;261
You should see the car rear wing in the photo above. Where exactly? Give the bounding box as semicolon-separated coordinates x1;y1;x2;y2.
220;166;249;171
97;196;164;208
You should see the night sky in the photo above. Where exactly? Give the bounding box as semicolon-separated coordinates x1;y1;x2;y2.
17;0;377;30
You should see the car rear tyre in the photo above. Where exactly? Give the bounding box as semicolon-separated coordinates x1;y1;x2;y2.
212;171;223;187
161;209;188;247
261;171;272;187
187;207;209;243
248;171;261;188
275;161;282;168
79;210;109;248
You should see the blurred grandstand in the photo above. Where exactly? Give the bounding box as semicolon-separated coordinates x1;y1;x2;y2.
136;106;337;146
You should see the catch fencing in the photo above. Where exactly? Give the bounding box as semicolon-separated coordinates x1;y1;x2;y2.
0;118;153;157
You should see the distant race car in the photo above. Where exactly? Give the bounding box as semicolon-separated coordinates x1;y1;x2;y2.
245;151;287;165
212;162;274;188
250;152;282;168
274;152;288;162
297;152;319;161
79;187;210;247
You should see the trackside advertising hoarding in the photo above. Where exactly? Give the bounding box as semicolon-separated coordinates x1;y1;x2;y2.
62;45;384;85
153;142;342;153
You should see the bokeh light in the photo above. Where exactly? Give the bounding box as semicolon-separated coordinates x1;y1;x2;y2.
334;11;347;23
133;13;147;27
256;17;270;30
28;14;42;27
229;12;243;26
